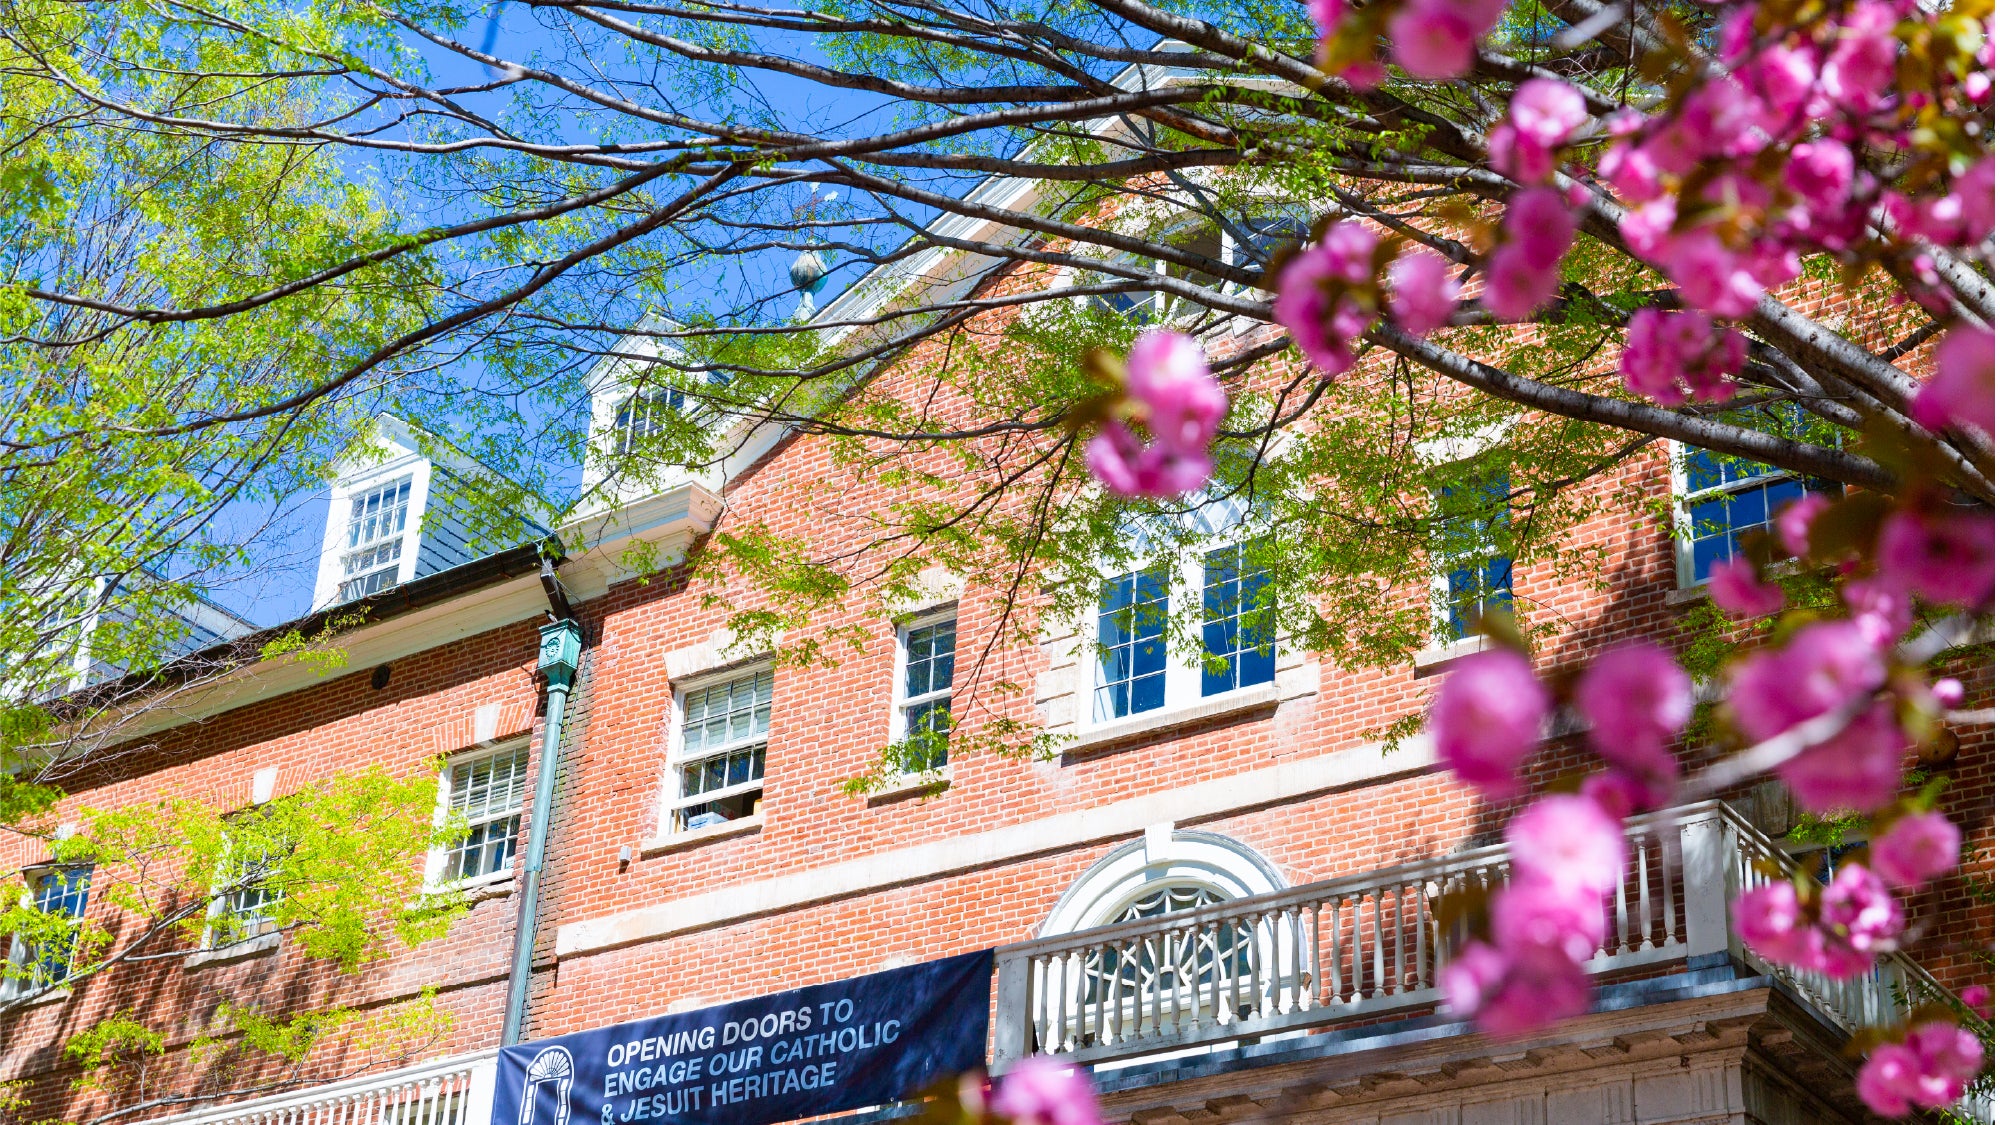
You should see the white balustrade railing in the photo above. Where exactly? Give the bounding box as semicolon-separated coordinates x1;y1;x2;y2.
994;801;1961;1069
137;1050;497;1125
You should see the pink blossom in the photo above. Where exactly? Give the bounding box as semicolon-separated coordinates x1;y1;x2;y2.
1124;330;1225;454
1429;648;1549;800
1934;677;1965;708
1506;794;1628;896
1774;702;1906;813
1716;6;1756;64
1386;250;1461;336
1272;223;1377;376
1599;142;1665;202
1489;878;1607;961
1729;619;1886;740
1877;507;1996;608
1708;556;1786;619
1675;77;1766;158
1955;159;1995;243
1491;80;1587;182
1575;641;1691;778
1912;323;1994;437
1480;243;1562;319
1857;1041;1927;1117
1858;1041;1927;1117
1618;308;1745;405
1309;0;1346;46
1857;1022;1985;1118
1084;421;1213;499
991;1056;1101;1125
1504;188;1577;269
1619;196;1677;255
1487;124;1554;184
1438;938;1508;1017
1871;811;1961;888
1819;861;1904;955
1509;80;1589;148
1386;0;1479;79
1441;939;1591;1037
1841;574;1913;650
1819;2;1901;114
1734;881;1817;967
1774;493;1830;558
1659;231;1770;318
1581;769;1673;816
1783;140;1855;216
1744;43;1821;124
1962;985;1992;1019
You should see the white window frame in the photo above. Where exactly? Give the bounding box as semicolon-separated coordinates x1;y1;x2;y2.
1;865;91;1001
203;826;287;951
336;474;414;603
1078;534;1277;732
1427;467;1513;644
425;739;531;890
1667;441;1831;589
662;663;773;835
889;609;958;772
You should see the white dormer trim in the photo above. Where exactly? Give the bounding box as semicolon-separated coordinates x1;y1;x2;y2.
311;416;436;610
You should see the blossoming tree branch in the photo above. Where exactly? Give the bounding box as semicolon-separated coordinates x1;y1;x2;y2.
2;0;1992;1113
1071;0;1992;1114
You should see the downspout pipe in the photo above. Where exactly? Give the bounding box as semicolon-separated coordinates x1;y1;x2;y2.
503;608;582;1046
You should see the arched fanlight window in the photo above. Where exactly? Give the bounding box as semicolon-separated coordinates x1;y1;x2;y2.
1035;831;1288;1053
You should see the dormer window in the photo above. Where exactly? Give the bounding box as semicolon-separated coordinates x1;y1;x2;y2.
338;476;412;603
615;389;675;456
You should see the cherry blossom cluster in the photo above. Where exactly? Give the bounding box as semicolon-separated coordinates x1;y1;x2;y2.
981;1056;1100;1125
1857;1019;1988;1117
1082;330;1228;499
1616;309;1747;406
1310;0;1508;85
1272;220;1462;372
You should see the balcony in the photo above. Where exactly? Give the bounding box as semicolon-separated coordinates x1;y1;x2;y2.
140;1050;496;1125
993;800;1953;1071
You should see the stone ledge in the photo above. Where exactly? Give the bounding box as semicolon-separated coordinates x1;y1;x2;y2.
1061;684;1281;760
185;932;280;969
865;770;951;807
640;814;763;856
1412;635;1492;675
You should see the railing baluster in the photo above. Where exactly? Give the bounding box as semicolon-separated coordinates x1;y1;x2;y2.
1637;833;1655;950
1370;889;1385;1000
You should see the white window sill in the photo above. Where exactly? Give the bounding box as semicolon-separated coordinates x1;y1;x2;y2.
865;769;951;806
422;871;516;904
186;932;280;968
1413;635;1492;674
641;814;763;856
1664;582;1712;607
1;985;73;1009
1064;682;1279;759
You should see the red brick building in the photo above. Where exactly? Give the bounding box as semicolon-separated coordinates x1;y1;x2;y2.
1;162;1990;1125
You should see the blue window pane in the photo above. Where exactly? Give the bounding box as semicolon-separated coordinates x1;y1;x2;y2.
1444;556;1513;641
1201;541;1275;696
1096;566;1169;720
27;868;90;988
1685;471;1837;582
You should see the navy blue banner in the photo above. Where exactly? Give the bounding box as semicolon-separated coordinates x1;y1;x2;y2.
491;950;993;1125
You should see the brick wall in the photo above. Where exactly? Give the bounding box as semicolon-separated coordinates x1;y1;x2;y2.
0;251;1985;1125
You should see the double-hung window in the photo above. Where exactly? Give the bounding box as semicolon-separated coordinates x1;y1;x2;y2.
1200;542;1276;694
893;614;956;771
1433;469;1513;643
2;866;91;998
337;476;412;603
669;668;771;831
1092;535;1275;725
1677;447;1839;585
209;832;288;948
435;743;529;885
